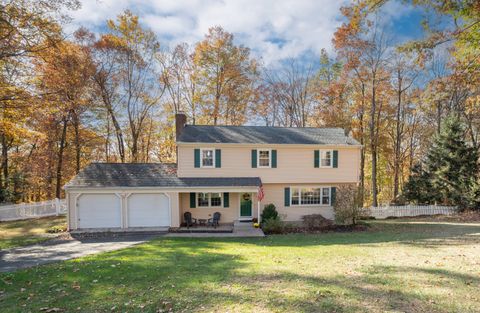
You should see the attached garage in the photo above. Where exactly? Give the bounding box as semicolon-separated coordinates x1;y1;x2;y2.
77;193;122;229
127;193;170;227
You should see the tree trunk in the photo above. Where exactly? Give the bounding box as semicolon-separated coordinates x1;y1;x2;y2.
370;85;378;207
55;117;68;199
100;88;125;162
393;75;402;200
72;110;81;174
359;84;366;205
1;134;8;192
436;100;442;134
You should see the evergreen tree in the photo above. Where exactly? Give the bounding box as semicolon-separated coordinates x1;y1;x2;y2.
403;163;438;204
407;114;479;208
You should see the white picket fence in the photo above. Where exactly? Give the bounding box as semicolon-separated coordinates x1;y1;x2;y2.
0;198;67;221
368;205;457;219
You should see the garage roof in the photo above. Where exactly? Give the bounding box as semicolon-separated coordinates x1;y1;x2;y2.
177;125;360;145
65;163;262;189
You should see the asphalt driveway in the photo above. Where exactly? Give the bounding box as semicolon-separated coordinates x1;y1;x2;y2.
0;233;164;272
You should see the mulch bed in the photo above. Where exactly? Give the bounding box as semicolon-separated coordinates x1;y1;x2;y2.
264;223;369;235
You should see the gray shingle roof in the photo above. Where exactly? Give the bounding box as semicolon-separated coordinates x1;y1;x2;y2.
65;163;261;189
177;125;360;145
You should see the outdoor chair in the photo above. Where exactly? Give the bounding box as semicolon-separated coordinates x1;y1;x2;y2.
184;212;197;229
208;212;221;228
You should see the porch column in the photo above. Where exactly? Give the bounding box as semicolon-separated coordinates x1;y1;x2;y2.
257;193;260;221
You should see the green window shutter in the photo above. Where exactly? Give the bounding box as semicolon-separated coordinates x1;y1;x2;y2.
333;150;338;168
223;192;229;207
314;150;319;168
330;187;336;206
194;149;200;168
215;149;221;168
284;187;290;207
190;192;196;208
251;149;257;168
271;150;277;168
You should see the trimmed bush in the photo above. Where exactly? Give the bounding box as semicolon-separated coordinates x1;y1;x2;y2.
262;216;284;234
261;203;278;223
302;214;332;230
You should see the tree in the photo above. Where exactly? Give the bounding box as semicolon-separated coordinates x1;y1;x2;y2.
263;59;316;127
0;0;79;62
34;38;96;198
425;114;478;207
405;114;479;208
334;9;391;207
98;11;164;162
388;52;418;200
403;163;437;204
334;184;367;225
193;26;259;125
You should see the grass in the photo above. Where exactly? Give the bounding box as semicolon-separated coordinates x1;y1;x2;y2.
1;219;479;312
0;216;66;250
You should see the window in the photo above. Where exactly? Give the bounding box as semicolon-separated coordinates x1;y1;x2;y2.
291;189;300;205
210;193;222;207
320;150;332;167
322;188;330;205
197;193;210;207
258;149;271;168
197;193;222;207
201;149;214;167
300;188;321;205
290;187;330;206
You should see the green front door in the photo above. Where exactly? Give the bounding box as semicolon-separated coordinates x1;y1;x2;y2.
240;193;252;217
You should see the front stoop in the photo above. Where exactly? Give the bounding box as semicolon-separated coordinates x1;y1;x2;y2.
233;220;265;237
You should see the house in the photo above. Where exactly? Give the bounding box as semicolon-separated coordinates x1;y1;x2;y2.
64;113;361;231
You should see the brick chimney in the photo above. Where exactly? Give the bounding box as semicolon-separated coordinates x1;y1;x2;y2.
175;112;187;139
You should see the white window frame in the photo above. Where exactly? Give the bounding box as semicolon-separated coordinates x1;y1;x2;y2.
319;150;333;168
257;148;271;168
290;186;331;206
200;148;215;168
196;192;223;208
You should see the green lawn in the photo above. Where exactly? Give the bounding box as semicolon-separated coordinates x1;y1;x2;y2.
1;219;479;312
0;216;66;250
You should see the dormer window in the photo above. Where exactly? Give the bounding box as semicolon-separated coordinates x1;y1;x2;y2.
258;149;271;168
201;149;214;168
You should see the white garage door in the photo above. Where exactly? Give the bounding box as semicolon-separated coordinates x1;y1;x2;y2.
78;194;121;229
127;193;170;227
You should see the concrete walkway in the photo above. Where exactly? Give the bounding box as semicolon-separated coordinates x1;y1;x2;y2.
0;233;163;272
166;225;264;238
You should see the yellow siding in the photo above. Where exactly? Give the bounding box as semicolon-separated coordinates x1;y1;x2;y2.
177;145;360;184
179;192;259;224
260;183;335;221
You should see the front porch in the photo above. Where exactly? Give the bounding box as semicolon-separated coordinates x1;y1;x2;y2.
168;220;264;237
178;190;261;226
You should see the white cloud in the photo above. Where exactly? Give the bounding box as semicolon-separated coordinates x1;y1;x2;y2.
65;0;415;65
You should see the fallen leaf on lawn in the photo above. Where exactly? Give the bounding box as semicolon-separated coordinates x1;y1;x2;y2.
71;282;80;290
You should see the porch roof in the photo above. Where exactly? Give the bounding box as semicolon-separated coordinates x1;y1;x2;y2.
65;163;261;189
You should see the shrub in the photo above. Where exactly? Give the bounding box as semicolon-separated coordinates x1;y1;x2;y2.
261;216;284;234
334;184;367;225
46;224;67;234
302;214;332;230
261;203;278;222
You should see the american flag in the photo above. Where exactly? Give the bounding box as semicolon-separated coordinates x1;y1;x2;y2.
257;184;265;201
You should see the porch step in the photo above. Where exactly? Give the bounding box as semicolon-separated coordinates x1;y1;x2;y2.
234;220;252;226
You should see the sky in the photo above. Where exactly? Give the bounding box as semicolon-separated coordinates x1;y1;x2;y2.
66;0;427;65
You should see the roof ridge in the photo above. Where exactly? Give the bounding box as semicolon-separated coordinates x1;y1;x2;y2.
185;124;344;130
90;162;177;165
